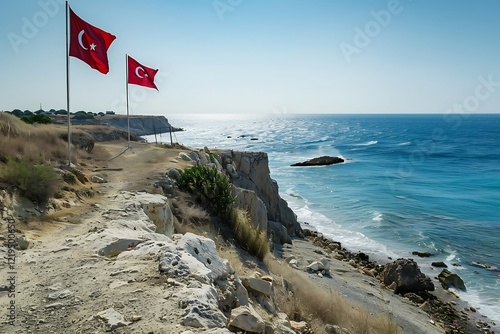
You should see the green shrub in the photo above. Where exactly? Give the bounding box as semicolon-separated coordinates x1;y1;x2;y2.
177;165;235;218
21;114;52;124
1;158;59;204
177;165;269;259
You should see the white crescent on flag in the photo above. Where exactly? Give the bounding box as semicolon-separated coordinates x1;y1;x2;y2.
78;30;88;50
135;66;147;78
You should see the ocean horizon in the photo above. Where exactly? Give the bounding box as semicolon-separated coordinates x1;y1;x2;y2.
149;113;500;325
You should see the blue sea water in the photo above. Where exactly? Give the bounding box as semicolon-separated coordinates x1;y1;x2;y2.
153;113;500;324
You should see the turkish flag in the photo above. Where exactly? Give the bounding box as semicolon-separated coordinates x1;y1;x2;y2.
127;56;159;90
69;8;116;74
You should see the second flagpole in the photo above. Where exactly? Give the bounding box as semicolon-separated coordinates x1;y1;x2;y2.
125;54;131;149
65;1;71;165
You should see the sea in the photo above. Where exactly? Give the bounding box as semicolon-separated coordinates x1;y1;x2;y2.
149;113;500;325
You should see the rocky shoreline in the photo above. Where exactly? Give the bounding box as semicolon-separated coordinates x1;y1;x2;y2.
300;229;496;334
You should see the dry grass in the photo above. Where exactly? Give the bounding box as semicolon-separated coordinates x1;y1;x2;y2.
230;208;270;260
170;191;218;238
170;191;210;225
217;244;246;276
264;255;401;334
0;112;69;163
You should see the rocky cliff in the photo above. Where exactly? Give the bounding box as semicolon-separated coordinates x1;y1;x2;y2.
176;149;303;244
72;115;180;136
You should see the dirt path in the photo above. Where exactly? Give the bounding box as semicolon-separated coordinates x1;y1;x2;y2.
0;141;199;334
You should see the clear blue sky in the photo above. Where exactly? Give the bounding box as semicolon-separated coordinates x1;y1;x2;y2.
1;0;499;115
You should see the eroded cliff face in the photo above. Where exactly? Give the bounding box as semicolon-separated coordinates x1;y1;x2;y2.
72;116;177;137
185;149;302;243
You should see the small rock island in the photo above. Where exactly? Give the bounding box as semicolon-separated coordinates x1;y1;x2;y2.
291;156;344;167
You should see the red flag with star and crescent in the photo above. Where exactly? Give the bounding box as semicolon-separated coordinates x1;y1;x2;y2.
69;8;116;74
127;56;159;91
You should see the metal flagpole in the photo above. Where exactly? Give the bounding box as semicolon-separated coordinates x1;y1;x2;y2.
126;54;130;149
65;1;71;166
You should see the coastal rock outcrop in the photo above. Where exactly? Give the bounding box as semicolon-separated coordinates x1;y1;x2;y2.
228;151;302;239
381;258;434;294
438;269;466;290
228;306;266;333
291;156;344;167
185;149;302;243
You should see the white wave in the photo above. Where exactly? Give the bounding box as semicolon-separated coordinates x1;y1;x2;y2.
446;252;456;262
396;141;411;146
353;140;378;146
372;212;383;222
293;204;399;262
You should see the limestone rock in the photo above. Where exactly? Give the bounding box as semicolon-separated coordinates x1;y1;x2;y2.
241;277;272;297
159;250;208;283
274;313;292;330
307;261;324;272
177;233;234;282
268;220;292;245
229;305;265;333
438;269;466;290
95;308;131;331
232;187;268;232
227;151;302;239
114;191;174;237
176;286;227;328
290;320;308;333
48;289;73;300
47;283;73;300
179;152;193;161
381;258;434;294
320;257;331;275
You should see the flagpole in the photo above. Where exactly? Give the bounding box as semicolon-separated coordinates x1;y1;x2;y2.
65;1;71;166
126;54;130;149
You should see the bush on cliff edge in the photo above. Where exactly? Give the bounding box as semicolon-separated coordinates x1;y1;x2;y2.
177;165;235;218
177;165;269;259
0;158;59;204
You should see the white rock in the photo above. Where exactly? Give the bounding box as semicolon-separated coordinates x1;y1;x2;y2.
229;305;266;333
48;289;73;300
95;308;131;331
307;261;324;272
320;257;330;275
178;152;193;161
241;277;272;297
175;286;227;328
232;187;268;231
176;233;234;282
